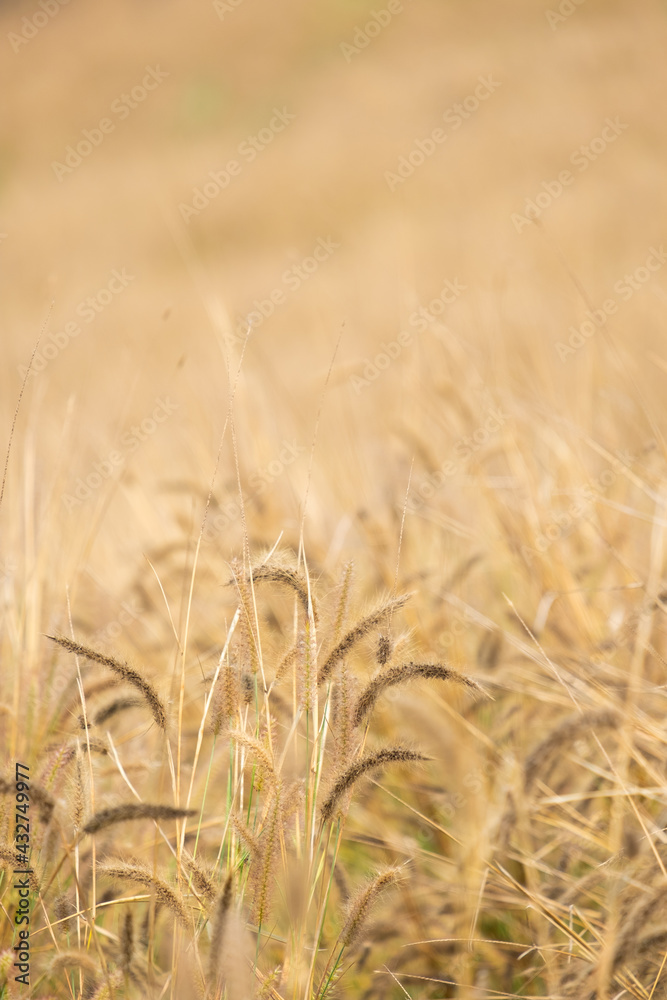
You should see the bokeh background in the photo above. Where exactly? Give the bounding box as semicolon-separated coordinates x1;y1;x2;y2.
4;4;667;997
2;0;667;654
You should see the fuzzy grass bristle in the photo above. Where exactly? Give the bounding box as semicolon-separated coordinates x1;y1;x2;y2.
237;563;317;622
93;697;144;725
120;907;134;973
0;845;40;891
47;634;167;730
320;747;429;824
82;802;196;835
375;633;392;666
97;860;189;925
352;660;486;726
207;871;233;986
182;851;217;904
339;867;404;948
318;593;412;684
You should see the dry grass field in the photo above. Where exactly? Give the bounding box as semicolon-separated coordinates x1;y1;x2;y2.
2;0;667;997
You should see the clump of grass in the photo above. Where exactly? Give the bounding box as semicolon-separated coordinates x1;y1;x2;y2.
232;815;261;864
47;634;167;730
332;561;354;644
330;660;359;773
74;732;110;756
87;971;124;1000
274;642;297;684
316;867;404;999
71;745;87;833
228;560;261;676
18;552;498;996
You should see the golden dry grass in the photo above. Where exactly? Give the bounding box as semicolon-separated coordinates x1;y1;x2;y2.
2;1;667;997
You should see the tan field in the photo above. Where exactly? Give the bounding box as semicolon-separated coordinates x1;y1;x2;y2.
2;1;667;997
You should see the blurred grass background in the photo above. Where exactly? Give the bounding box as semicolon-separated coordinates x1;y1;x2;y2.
1;0;667;713
4;3;667;997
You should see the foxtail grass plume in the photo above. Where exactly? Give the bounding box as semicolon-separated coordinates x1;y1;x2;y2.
237;563;317;622
320;747;429;824
48;635;167;730
340;866;403;947
353;661;486;726
208;871;234;987
97;860;189;925
82;802;195;835
318;594;412;684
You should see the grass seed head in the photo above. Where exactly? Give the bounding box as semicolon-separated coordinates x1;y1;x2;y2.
82;802;196;836
320;746;429;824
47;634;167;731
353;661;486;726
93;697;144;726
120;907;134;972
318;593;412;685
208;871;234;986
340;867;404;948
97;859;189;926
375;633;392;666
